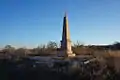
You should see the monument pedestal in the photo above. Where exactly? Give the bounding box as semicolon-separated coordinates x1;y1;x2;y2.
57;50;76;57
67;53;76;57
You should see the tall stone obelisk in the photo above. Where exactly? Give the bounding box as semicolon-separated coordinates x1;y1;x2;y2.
58;13;76;57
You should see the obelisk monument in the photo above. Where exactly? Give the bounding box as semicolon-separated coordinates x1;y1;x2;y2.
58;13;76;57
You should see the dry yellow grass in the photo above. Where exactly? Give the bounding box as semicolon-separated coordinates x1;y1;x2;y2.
92;50;120;58
107;50;120;57
93;50;120;72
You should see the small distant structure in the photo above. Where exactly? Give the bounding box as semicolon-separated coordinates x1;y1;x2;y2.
57;13;76;57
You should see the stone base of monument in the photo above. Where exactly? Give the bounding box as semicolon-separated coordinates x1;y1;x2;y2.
57;51;76;57
67;53;76;57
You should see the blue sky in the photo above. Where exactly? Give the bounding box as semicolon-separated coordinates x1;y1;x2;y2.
0;0;120;48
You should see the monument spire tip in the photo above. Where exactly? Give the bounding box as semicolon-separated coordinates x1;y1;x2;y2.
64;12;67;17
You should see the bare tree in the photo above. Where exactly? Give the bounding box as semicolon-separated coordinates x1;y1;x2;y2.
47;41;58;49
73;41;84;48
15;48;26;57
3;45;15;54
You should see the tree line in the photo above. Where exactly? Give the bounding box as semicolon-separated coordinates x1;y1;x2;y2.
1;41;120;57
